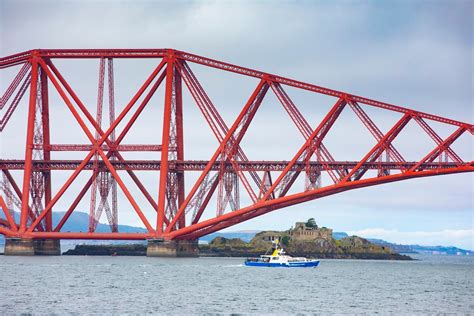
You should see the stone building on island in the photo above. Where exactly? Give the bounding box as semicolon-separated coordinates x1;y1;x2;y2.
256;219;332;243
289;221;332;241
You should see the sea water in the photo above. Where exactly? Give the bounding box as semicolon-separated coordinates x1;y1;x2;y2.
0;254;472;314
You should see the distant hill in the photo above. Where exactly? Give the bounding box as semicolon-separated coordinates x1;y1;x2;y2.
368;239;473;255
335;232;472;255
199;231;260;243
0;210;147;233
54;211;148;233
332;232;349;240
0;211;146;246
408;245;473;255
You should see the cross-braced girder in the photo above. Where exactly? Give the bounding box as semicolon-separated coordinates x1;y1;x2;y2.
0;49;472;241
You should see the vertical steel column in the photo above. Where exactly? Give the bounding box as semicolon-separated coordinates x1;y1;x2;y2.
19;54;39;233
157;53;175;234
40;65;52;231
174;67;186;229
108;58;118;232
88;58;105;232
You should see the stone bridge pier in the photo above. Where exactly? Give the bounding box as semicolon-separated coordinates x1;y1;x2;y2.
4;238;61;256
146;239;199;257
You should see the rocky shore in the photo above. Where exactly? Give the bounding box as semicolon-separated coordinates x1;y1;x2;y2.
63;244;147;256
64;221;412;260
63;236;411;260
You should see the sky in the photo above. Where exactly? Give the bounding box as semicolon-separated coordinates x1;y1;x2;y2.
0;0;473;249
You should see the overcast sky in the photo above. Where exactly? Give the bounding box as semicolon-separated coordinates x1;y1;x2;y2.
1;0;473;249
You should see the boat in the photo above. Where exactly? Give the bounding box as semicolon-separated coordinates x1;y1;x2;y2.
244;239;320;268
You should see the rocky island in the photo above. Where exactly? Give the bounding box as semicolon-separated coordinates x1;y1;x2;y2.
64;219;412;260
199;219;411;260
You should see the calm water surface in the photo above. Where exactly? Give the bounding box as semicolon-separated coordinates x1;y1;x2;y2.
0;254;472;314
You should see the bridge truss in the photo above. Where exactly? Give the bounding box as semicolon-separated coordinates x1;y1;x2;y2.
0;49;472;241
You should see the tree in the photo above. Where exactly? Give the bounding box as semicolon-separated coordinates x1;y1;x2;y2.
306;218;317;228
281;235;290;246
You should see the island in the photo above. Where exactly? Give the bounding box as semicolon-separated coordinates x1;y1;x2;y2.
63;219;412;260
199;219;411;260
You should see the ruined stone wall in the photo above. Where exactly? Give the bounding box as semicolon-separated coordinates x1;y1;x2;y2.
290;227;333;241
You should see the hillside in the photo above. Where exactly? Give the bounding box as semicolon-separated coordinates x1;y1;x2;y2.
0;210;147;234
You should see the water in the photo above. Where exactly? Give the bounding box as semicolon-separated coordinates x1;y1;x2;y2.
0;254;472;314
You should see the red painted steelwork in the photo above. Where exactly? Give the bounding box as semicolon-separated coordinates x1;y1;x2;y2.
0;49;472;241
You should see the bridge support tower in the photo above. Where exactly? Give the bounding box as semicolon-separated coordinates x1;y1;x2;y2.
4;238;61;256
146;239;198;257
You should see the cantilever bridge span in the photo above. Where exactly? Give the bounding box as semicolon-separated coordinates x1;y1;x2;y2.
0;49;472;255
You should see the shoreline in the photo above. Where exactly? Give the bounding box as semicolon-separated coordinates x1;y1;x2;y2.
61;244;413;260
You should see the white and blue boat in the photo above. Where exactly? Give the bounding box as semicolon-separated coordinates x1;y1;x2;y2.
244;240;320;268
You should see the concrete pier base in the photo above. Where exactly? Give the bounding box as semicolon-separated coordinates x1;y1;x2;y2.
4;238;35;256
34;239;61;255
176;240;199;257
146;239;198;257
4;238;61;256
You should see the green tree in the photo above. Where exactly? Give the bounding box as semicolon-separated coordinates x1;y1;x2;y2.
281;235;290;246
306;218;317;228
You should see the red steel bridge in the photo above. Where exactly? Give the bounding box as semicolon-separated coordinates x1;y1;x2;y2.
0;49;472;254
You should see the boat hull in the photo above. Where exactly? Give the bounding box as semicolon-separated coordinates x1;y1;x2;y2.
244;260;320;268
